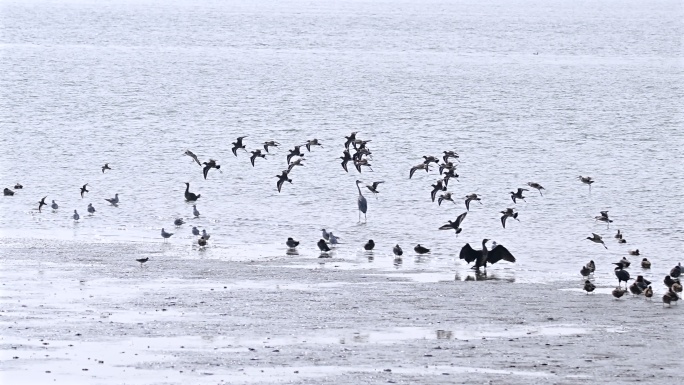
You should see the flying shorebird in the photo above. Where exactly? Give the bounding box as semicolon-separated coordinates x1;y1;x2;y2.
595;211;613;227
286;237;299;248
437;192;456;206
102;163;112;173
409;163;429;179
340;150;352;172
263;140;280;153
231;136;248;156
355;180;368;222
184;150;202;166
527;182;545;196
464;194;482;211
438;162;455;175
249;150;267;167
500;208;520;229
14;183;22;189
442;169;459;186
105;193;119;206
364;239;375;251
287;158;305;172
442;151;459;163
353;158;373;173
51;200;59;210
184;183;200;201
459;239;516;270
38;196;47;212
365;181;384;198
286;146;303;164
510;188;528;203
430;179;447;202
414;244;430;254
422;155;439;165
87;203;95;214
202;159;220;179
586;233;607;249
578;176;594;190
439;212;468;235
80;183;89;198
305;139;322;152
344;131;358;149
275;170;292;193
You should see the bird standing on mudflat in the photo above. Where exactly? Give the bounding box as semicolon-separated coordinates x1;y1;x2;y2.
670;263;682;278
198;236;207;248
613;264;630;287
136;257;149;267
161;228;173;241
73;210;80;221
393;244;403;257
87;203;95;214
583;280;596;294
286;237;299;248
193;205;200;218
3;188;14;196
459;239;516;270
51;200;59;210
317;239;331;253
356;180;368;222
612;287;626;299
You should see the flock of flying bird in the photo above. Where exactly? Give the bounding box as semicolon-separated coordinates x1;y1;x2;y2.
3;133;681;307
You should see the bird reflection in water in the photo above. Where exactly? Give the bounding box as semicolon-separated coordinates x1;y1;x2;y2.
286;248;299;256
436;330;453;340
463;270;515;282
393;257;403;269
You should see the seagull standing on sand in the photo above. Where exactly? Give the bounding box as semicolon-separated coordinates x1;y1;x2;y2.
193;205;200;217
161;228;173;241
105;193;119;206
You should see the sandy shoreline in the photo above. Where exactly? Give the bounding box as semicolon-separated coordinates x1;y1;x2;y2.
1;239;682;384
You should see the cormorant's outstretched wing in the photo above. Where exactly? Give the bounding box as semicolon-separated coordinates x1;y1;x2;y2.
487;245;516;265
459;243;479;264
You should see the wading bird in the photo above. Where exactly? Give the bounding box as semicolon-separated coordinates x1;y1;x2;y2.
414;244;430;254
393;244;403;257
364;240;375;251
356;180;368;222
286;237;299;248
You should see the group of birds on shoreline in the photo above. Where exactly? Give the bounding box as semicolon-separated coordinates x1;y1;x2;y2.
4;132;681;309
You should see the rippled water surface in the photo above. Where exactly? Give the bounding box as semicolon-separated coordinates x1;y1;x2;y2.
1;0;682;286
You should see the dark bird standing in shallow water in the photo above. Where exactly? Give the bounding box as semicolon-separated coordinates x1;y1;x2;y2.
198;236;207;248
670;263;682;278
583;280;596;294
414;244;430;254
580;265;591;278
586;260;596;273
275;170;292;193
613;264;630;288
393;244;403;257
3;188;14;196
364;240;375;251
439;212;468;235
231;136;248;156
635;275;651;290
356;180;368;222
80;183;89;198
641;258;651;268
38;196;47;212
612;287;626;299
14;183;22;189
184;183;201;201
459;239;516;270
136;257;149;267
286;237;299;248
317;239;331;252
629;282;643;296
664;275;676;289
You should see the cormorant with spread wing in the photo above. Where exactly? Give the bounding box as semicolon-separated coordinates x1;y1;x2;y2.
459;239;516;270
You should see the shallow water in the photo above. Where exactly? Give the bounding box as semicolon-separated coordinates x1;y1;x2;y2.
1;0;683;291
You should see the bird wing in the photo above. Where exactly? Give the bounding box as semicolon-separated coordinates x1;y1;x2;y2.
231;146;238;156
455;212;467;227
591;233;601;239
203;164;210;179
341;160;348;172
373;181;384;188
459;243;479;264
277;178;284;193
438;222;454;230
250;154;256;167
501;215;507;229
409;166;417;179
487;245;516;265
464;198;471;211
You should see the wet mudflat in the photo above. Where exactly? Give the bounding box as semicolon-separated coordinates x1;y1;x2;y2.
1;240;681;384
